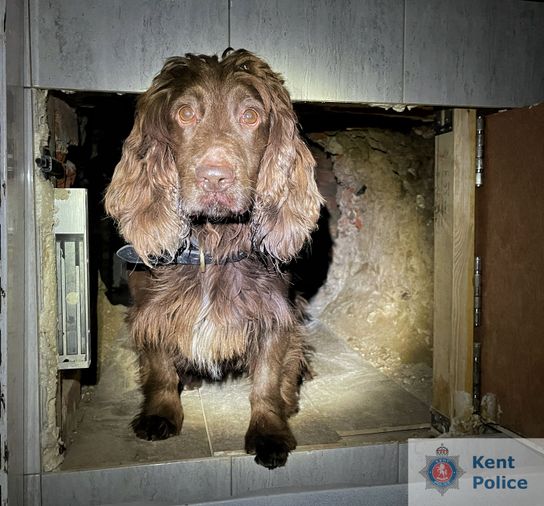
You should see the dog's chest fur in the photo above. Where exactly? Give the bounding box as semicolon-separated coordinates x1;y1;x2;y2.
131;259;293;376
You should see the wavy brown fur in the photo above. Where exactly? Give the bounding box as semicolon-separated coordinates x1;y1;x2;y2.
105;49;323;469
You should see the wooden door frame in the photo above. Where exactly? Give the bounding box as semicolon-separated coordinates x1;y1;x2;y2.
432;109;476;432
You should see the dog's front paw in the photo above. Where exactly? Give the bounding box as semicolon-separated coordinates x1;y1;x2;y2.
245;429;297;469
131;414;180;441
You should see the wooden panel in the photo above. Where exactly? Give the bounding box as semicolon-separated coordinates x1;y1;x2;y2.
433;110;476;425
405;0;544;107
230;0;404;103
433;131;454;418
30;0;229;92
477;103;544;437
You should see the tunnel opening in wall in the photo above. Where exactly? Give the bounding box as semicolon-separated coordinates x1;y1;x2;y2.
35;90;436;471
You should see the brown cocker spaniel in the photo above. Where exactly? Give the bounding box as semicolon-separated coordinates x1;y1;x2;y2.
105;49;323;469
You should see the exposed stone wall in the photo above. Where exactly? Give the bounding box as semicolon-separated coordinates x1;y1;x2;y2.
309;127;434;368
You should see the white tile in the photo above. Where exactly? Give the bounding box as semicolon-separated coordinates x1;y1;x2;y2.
398;443;408;483
232;444;399;496
193;483;408;506
42;458;231;506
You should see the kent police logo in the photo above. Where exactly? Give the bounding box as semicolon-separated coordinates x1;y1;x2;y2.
419;444;465;495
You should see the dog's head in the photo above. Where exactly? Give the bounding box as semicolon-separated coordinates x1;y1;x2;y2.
105;49;323;264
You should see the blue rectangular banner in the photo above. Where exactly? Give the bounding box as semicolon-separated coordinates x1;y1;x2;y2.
409;438;544;506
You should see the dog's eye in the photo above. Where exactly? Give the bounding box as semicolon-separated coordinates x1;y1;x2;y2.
240;108;259;126
178;105;196;124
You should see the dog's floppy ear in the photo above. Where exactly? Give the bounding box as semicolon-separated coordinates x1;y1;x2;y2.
233;51;323;262
104;58;191;264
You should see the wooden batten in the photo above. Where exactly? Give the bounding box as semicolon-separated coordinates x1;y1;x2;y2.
432;109;476;428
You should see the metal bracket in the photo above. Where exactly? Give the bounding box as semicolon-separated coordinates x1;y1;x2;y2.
430;408;451;434
473;342;482;413
474;256;482;327
434;109;453;135
476;115;484;187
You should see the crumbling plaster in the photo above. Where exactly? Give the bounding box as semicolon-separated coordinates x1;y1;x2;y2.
34;90;64;471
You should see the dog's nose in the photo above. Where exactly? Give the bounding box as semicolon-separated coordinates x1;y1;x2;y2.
196;165;235;192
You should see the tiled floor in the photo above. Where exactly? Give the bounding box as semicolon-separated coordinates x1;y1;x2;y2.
61;321;430;470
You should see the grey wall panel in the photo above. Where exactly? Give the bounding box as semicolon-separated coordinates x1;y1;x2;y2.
30;0;229;92
230;0;404;103
3;0;27;503
404;0;544;108
24;89;42;480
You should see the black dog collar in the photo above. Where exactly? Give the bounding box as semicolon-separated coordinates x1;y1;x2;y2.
116;243;248;271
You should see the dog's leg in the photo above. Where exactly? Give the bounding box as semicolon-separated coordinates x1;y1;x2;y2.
278;323;311;418
245;331;298;469
132;347;184;441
